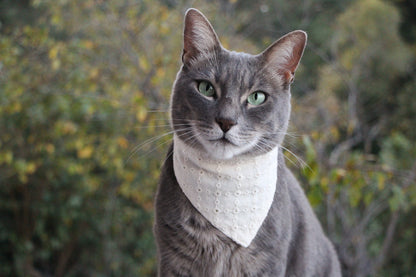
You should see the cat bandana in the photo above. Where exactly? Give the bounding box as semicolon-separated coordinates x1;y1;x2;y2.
173;135;278;247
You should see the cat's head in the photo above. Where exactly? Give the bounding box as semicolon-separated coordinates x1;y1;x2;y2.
171;9;306;160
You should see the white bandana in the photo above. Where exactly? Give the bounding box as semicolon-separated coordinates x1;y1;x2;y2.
173;135;278;247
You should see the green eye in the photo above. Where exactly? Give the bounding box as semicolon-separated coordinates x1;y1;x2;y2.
247;91;266;106
198;81;215;97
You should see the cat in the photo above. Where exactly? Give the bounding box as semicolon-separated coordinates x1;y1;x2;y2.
154;8;341;277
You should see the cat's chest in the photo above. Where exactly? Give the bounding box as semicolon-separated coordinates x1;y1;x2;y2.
156;147;290;276
180;207;277;276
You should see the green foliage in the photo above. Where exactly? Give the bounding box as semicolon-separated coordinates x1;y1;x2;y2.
1;0;415;276
0;0;185;275
234;0;354;96
288;1;416;275
298;132;415;276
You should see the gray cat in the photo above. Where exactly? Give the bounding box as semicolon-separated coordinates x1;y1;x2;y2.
154;8;341;277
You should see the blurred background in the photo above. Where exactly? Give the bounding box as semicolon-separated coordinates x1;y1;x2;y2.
0;0;415;276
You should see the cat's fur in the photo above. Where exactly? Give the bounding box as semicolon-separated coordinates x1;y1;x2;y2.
154;8;341;277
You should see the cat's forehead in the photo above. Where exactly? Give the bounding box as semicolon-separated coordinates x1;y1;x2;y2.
189;49;284;92
189;49;255;69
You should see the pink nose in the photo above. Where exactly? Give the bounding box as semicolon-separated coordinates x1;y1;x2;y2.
215;117;237;133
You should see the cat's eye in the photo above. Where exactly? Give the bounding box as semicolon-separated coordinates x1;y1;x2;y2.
198;81;216;97
247;91;266;106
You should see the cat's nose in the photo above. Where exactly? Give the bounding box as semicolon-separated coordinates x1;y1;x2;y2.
216;117;237;133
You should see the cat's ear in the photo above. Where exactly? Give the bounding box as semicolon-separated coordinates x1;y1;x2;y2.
182;8;221;64
261;31;307;84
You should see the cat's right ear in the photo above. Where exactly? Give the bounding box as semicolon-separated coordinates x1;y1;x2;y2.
182;9;221;65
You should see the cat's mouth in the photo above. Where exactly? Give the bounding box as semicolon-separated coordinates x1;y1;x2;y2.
191;124;257;159
209;136;237;146
201;134;258;160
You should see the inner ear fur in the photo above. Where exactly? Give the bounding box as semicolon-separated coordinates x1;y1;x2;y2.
182;8;221;64
260;30;307;84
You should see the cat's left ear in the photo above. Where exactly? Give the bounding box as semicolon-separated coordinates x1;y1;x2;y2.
182;9;221;65
260;30;307;84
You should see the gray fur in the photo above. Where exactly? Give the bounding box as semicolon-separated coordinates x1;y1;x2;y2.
154;8;341;276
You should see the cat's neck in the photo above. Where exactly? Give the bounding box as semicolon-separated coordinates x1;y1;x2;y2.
172;135;279;247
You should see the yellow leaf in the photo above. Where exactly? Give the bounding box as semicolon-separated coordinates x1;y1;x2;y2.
9;102;22;113
25;162;36;174
83;40;94;49
311;131;320;140
125;172;135;183
335;169;347;182
321;177;329;192
0;151;13;164
45;144;55;154
136;108;147;122
377;174;386;190
156;67;165;79
52;59;61;70
5;151;13;164
78;146;93;159
117;137;129;149
51;14;62;26
330;127;340;141
49;47;59;59
139;57;150;72
62;121;77;134
160;23;170;35
89;68;99;79
19;174;28;184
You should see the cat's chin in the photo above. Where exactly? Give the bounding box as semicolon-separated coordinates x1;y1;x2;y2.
199;139;254;160
206;147;237;160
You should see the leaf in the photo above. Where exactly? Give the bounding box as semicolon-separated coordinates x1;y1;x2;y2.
77;146;93;159
117;137;129;149
389;186;406;211
136;108;147;123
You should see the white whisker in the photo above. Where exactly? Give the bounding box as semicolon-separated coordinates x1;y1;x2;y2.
280;145;312;171
125;127;192;163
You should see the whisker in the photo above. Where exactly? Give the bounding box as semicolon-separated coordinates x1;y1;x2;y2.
125;132;174;164
159;131;200;167
146;109;169;113
139;132;192;160
125;127;192;163
181;133;200;148
280;145;312;171
255;139;276;153
134;124;172;130
134;122;199;130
